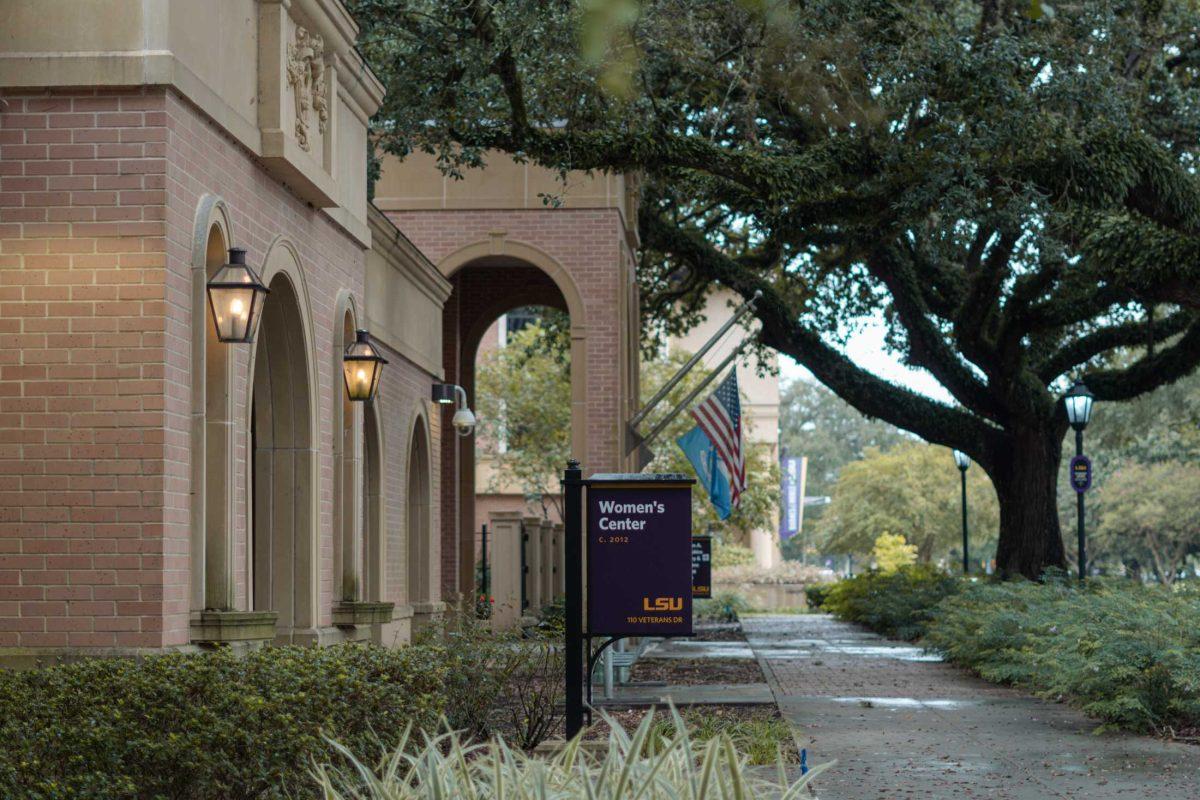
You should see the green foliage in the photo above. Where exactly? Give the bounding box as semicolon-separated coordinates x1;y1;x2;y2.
475;316;572;517
413;609;562;747
804;583;832;610
871;532;918;573
693;591;749;623
821;443;999;564
711;541;755;569
925;579;1200;734
0;644;449;800
315;707;833;799
781;378;911;499
822;566;961;641
646;709;798;766
1094;460;1200;584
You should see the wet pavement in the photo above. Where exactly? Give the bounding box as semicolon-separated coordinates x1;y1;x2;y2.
744;614;1200;799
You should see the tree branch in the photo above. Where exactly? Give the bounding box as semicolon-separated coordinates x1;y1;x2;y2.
1036;311;1197;384
1085;320;1200;402
639;206;999;454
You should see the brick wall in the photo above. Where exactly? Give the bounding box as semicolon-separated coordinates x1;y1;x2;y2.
0;87;443;655
1;89;173;651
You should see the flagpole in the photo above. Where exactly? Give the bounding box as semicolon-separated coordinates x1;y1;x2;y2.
635;337;752;452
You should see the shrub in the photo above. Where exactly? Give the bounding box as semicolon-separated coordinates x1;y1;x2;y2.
711;541;755;569
822;565;960;640
804;582;832;610
694;591;749;623
925;577;1200;734
315;708;833;799
0;643;449;800
871;531;918;573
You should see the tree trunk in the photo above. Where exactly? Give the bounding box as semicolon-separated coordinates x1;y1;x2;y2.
990;423;1068;580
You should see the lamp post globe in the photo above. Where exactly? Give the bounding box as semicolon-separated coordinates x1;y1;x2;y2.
1063;379;1096;581
952;449;970;574
342;329;387;402
1064;379;1094;431
206;247;269;343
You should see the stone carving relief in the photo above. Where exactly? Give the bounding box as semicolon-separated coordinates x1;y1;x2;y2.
286;25;329;152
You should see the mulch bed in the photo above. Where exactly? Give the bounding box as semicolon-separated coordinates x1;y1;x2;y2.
628;656;764;685
691;624;748;642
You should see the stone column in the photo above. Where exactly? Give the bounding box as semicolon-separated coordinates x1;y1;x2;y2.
487;511;523;630
523;515;544;615
539;518;555;603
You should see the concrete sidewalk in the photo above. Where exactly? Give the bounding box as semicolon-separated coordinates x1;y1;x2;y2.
745;614;1199;799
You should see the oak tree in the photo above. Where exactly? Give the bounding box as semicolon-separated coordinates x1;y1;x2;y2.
352;0;1200;577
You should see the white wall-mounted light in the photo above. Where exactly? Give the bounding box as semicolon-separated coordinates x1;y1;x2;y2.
432;383;476;437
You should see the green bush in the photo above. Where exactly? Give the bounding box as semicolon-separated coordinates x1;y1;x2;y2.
0;643;450;800
804;583;832;610
711;542;755;569
925;577;1200;734
822;565;960;640
694;591;749;623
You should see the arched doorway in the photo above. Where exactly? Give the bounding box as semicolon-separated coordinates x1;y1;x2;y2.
438;246;591;610
249;271;316;640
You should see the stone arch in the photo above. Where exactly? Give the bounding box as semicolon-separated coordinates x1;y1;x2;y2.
245;239;319;640
405;405;435;622
188;194;236;615
331;291;362;603
438;240;588;599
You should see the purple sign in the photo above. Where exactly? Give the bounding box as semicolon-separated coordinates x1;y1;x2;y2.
587;479;693;636
1069;455;1092;493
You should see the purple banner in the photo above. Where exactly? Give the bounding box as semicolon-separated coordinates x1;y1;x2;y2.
587;483;693;636
1069;455;1092;493
781;456;804;539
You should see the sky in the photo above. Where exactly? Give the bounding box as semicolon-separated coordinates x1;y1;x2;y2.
776;315;954;404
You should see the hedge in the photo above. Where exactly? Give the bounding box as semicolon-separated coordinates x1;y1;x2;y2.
0;643;450;800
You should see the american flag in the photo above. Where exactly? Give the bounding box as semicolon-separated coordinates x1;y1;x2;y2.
692;370;746;507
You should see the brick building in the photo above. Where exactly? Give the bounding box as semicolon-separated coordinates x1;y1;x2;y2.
0;0;643;659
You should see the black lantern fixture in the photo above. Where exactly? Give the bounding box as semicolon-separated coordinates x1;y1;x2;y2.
1063;379;1096;581
206;247;269;343
952;450;970;575
342;329;387;402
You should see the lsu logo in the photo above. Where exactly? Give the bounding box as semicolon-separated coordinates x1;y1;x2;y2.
643;596;683;612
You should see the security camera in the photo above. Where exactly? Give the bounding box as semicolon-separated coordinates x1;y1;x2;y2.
452;407;476;437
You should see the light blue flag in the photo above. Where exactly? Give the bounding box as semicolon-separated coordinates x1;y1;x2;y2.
677;424;733;520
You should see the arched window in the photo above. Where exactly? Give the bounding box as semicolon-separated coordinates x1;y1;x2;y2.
407;417;432;611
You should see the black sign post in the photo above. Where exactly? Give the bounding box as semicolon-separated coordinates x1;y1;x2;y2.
692;536;712;598
562;467;693;739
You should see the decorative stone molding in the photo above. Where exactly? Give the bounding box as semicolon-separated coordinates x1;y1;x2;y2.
332;601;396;628
286;25;329;153
191;611;279;644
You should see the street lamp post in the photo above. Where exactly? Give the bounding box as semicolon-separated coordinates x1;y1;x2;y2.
953;450;970;575
1063;380;1095;582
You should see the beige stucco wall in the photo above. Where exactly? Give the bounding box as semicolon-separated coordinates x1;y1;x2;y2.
0;0;381;243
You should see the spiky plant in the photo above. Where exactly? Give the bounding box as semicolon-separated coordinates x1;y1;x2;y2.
313;707;832;799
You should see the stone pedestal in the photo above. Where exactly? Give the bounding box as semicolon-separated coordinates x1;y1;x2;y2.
488;511;524;629
552;522;566;598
